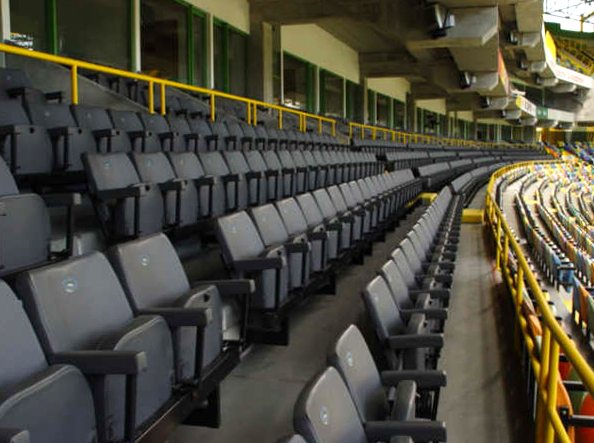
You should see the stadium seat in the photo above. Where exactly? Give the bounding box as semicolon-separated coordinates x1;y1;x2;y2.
71;104;132;153
0;68;63;105
138;112;181;152
198;151;248;212
222;151;267;206
296;193;340;261
108;109;161;153
0;280;98;443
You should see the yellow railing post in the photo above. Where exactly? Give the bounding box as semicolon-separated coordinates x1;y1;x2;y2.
332;121;336;137
372;129;377;140
247;103;252;125
148;80;154;114
253;103;257;126
278;109;282;130
536;326;552;442
318;119;322;134
495;215;502;270
544;339;560;443
71;65;78;105
349;124;353;138
160;83;166;115
210;93;215;121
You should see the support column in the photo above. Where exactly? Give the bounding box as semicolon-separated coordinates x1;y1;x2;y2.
248;18;274;103
206;13;214;89
406;92;415;132
132;0;141;72
0;0;10;67
314;66;320;114
362;77;369;124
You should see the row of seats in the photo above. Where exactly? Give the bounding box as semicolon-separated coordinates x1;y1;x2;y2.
279;185;466;442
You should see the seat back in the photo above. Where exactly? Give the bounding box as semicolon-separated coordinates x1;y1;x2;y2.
216;211;266;262
294;367;367;443
250;204;290;247
379;260;414;310
363;275;407;341
275;198;309;236
296;193;325;228
71;104;131;153
327;325;388;422
312;189;338;220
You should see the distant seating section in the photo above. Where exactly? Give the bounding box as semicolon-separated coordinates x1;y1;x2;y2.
0;66;551;443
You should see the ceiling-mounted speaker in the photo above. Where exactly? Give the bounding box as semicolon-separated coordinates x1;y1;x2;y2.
460;71;476;89
426;3;455;38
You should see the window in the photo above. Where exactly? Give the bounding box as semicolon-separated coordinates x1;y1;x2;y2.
57;0;131;69
283;53;310;111
376;94;390;127
502;125;512;141
320;70;343;118
141;0;188;82
477;123;487;140
422;110;438;135
367;90;375;125
393;99;405;130
213;21;225;91
10;0;47;51
525;86;542;107
229;29;248;96
191;12;206;87
346;81;363;123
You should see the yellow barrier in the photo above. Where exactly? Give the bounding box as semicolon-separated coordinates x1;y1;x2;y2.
0;43;336;135
485;160;594;443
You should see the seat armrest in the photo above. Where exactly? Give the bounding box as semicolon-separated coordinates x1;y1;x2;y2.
234;256;286;271
285;242;311;254
6;87;25;98
0;429;29;443
222;173;242;184
423;261;455;271
225;135;237;142
325;222;343;232
387;333;444;350
159;178;188;192
137;307;213;328
241;136;253;144
205;134;219;142
0;124;28;136
416;273;452;284
128;130;153;139
47;126;76;137
195;175;216;187
158;131;179;141
93;128;121;138
401;308;448;320
95;183;150;200
265;170;279;178
51;350;147;375
184;133;201;141
296;166;308;173
41;192;82;208
339;214;355;223
410;288;450;300
381;369;447;388
44;91;63;102
245;171;264;180
308;231;328;241
281;167;295;174
194;279;255;295
364;420;447;442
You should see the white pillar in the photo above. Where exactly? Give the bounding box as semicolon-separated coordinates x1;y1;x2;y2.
206;14;214;89
132;0;141;72
0;0;11;67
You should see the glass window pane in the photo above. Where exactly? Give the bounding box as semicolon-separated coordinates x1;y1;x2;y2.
57;0;130;69
323;71;343;118
423;110;438;134
10;0;46;51
393;99;405;130
214;22;225;91
193;13;206;86
229;29;247;96
377;95;389;127
141;0;188;82
283;53;307;110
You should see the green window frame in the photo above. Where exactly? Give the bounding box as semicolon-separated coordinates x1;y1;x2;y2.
283;51;315;112
367;89;376;125
213;19;249;94
319;68;344;118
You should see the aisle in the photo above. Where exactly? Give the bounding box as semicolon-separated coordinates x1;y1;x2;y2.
171;207;425;442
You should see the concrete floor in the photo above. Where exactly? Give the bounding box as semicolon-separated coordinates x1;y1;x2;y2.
170;189;529;443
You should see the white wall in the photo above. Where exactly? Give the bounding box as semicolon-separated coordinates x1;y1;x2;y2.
457;111;474;121
186;0;250;33
282;24;359;83
416;99;446;115
367;78;410;102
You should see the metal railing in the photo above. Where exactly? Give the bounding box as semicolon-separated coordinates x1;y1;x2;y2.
485;160;594;443
0;43;337;135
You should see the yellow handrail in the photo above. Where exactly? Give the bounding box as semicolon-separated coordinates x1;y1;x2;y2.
0;43;336;136
485;160;594;443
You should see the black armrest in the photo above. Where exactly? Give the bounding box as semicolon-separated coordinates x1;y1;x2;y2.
205;134;219;142
194;279;255;295
234;256;286;271
47;126;76;137
265;170;279;178
245;171;264;180
158;131;179;141
401;308;448;320
409;288;450;300
137;307;212;328
241;136;253;144
41;192;82;208
225;135;237;142
325;222;343;232
339;215;355;223
222;173;242;184
296;166;308;173
381;369;447;388
95;183;150;201
255;137;266;144
281;167;295;175
308;231;329;241
51;350;147;375
44;91;63;102
285;242;311;253
184;133;201;141
0;124;31;136
128;130;153;139
195;175;216;187
159;178;188;192
364;420;447;442
0;429;29;443
416;273;452;284
423;261;455;271
387;333;444;350
6;87;25;98
93;128;121;138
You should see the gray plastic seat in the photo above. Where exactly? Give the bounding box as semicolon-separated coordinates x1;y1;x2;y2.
296;193;339;261
312;189;352;251
109;109;161;152
16;252;176;442
339;183;372;235
138;112;180;152
294;366;446;443
186;117;216;151
71;104;132;153
302;150;326;189
209;121;235;150
0;100;53;175
82;152;164;239
250;204;311;289
0;280;97;443
262;150;294;197
348;182;378;229
216;211;289;310
199;151;247;212
363;276;443;371
108;233;226;381
328;325;446;421
223;151;266;206
166;114;200;152
275;197;328;273
0;158;51;275
327;185;362;242
166;151;223;218
277;435;308;443
244;150;281;202
130;152;198;228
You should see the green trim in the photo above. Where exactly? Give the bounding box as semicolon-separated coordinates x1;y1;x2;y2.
306;64;315;113
222;22;229;92
319;69;326;114
46;0;57;54
368;89;375;124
